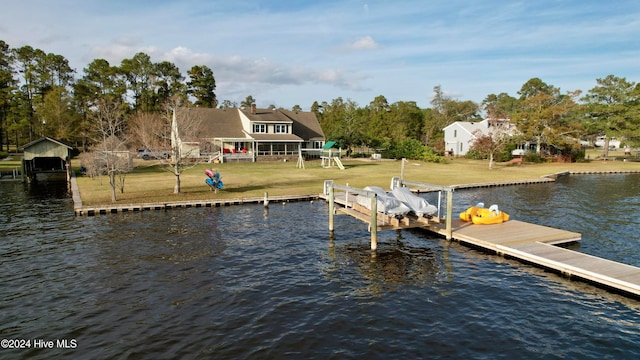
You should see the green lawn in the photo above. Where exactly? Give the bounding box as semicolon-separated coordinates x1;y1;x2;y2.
0;158;22;170
74;153;640;206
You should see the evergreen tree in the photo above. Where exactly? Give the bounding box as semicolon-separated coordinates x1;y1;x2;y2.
186;65;217;108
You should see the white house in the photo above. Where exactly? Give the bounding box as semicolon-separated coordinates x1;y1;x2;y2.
443;119;514;156
594;136;621;149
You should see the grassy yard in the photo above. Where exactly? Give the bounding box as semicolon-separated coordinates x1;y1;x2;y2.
0;158;22;170
74;151;640;206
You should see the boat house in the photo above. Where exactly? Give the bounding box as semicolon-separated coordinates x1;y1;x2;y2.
21;137;73;182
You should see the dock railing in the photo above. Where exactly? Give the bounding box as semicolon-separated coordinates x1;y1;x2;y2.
324;180;381;249
390;177;455;240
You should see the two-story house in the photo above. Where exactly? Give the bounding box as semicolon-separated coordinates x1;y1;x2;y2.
443;119;514;156
179;104;325;162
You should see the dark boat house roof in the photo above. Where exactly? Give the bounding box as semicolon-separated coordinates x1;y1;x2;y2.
190;106;325;145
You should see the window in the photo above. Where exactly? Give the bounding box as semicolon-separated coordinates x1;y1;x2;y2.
272;143;286;152
253;123;267;133
274;124;289;133
453;129;457;138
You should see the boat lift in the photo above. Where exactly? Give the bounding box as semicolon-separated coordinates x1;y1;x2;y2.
323;177;455;250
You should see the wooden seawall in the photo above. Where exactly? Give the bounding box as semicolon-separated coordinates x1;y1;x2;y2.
73;194;319;216
70;171;318;216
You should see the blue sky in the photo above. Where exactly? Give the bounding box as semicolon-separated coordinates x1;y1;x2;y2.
1;0;639;110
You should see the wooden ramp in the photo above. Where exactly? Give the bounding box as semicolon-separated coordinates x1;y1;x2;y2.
425;220;639;298
431;219;582;247
506;242;640;296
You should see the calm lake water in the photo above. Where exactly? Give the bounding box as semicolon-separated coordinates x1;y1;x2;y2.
1;174;639;359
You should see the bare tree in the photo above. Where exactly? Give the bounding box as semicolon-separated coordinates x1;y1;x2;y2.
78;151;102;179
130;96;206;194
128;111;167;151
90;97;132;202
166;105;205;193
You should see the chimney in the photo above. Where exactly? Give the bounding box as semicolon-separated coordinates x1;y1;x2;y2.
251;103;256;115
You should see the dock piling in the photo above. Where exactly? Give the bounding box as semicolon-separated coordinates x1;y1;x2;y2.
445;190;453;240
370;194;377;250
328;183;335;234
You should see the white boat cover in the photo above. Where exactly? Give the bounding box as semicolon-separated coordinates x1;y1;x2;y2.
390;187;437;217
355;186;411;216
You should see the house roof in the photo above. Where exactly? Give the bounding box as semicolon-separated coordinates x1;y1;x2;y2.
192;107;324;143
239;107;293;123
280;109;325;140
21;136;73;150
443;120;490;137
251;133;303;142
191;108;247;139
460;121;491;137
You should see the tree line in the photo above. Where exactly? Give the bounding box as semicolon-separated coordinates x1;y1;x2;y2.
2;39;640;162
314;78;640;161
0;40;221;152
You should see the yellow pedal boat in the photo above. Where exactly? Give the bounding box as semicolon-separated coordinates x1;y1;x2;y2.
471;204;510;225
459;202;485;222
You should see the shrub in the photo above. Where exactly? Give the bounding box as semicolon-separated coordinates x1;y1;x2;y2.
573;149;586;162
388;138;424;160
385;138;447;163
464;148;485;160
421;147;447;163
523;151;544;163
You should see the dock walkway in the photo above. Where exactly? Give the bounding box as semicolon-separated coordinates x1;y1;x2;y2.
427;220;640;297
322;180;640;299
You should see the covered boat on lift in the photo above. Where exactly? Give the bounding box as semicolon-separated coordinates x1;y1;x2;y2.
390;186;437;217
355;186;411;217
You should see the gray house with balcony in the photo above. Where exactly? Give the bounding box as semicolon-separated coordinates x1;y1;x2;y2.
184;104;325;162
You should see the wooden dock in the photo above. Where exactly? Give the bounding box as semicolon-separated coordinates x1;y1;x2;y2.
428;219;640;298
322;179;640;299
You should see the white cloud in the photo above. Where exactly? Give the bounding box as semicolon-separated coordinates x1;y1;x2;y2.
2;0;640;109
335;36;380;53
351;36;380;50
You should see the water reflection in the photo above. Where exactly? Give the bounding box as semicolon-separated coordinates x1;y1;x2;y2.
325;226;453;300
